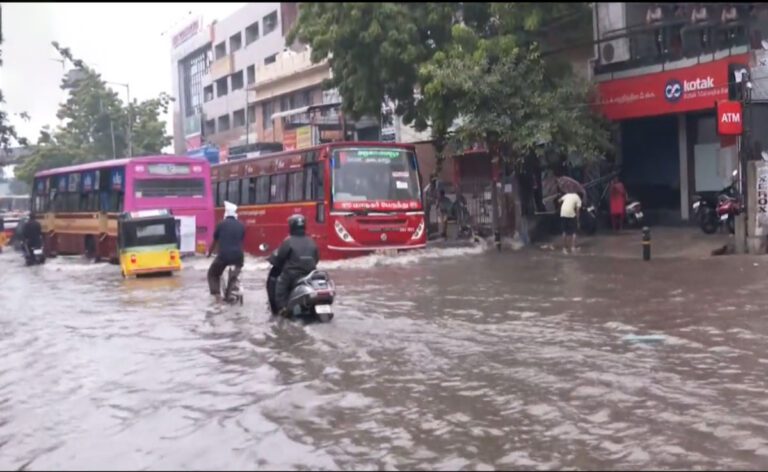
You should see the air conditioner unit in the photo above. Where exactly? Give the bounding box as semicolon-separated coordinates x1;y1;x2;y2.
596;3;630;66
600;34;631;66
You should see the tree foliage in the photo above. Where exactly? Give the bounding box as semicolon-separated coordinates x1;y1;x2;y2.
288;2;609;167
15;43;172;182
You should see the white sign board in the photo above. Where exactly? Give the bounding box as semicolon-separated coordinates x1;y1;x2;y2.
176;215;197;254
756;165;768;237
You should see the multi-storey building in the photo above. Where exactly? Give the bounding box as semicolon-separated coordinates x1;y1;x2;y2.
592;2;768;221
170;3;301;159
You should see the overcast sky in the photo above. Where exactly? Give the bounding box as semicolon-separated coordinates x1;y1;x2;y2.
1;2;245;150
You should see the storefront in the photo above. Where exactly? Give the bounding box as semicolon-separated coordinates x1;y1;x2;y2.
597;54;750;221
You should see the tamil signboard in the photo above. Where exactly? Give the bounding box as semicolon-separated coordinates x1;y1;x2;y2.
597;55;749;120
296;126;312;149
172;18;202;49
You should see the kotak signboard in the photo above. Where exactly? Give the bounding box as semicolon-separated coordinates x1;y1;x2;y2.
717;100;743;136
597;55;748;120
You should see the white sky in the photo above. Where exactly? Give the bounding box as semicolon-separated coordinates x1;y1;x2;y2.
1;2;245;150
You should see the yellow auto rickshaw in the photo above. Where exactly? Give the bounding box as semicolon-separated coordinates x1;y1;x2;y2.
118;209;181;277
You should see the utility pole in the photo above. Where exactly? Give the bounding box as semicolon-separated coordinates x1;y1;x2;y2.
735;68;752;254
106;81;131;157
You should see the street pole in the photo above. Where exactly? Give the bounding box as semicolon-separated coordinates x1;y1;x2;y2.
126;83;132;158
735;70;751;254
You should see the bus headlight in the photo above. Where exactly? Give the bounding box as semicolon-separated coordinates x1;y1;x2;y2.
411;219;425;240
334;220;355;242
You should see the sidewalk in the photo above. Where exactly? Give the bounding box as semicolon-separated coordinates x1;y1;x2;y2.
540;226;736;259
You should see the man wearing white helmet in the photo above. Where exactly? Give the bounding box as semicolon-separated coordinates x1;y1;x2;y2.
206;201;246;299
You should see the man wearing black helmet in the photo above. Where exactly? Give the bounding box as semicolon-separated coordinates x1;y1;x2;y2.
269;214;319;316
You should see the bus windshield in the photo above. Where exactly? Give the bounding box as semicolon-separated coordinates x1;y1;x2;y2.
0;196;30;213
331;148;420;209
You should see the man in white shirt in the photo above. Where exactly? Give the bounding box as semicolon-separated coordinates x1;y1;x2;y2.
559;192;582;253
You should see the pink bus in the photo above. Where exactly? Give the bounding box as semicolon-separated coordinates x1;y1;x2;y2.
33;155;214;261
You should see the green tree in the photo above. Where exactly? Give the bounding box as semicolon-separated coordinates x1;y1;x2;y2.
15;43;172;183
287;2;607;173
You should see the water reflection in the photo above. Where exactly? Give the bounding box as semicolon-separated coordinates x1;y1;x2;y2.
1;247;768;470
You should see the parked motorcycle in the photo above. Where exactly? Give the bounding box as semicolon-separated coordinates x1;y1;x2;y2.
692;170;740;234
625;200;644;227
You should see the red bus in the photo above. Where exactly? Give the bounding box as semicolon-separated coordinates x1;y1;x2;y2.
211;142;426;260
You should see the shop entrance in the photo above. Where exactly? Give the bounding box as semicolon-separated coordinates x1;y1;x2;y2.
620;115;681;217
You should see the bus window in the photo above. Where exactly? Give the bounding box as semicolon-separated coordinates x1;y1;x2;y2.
255;176;269;204
270;174;287;203
227;179;240;204
217;182;227;207
240;178;252;205
287;171;303;202
304;164;324;201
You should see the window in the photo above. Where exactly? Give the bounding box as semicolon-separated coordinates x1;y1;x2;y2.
218;115;230;132
246;65;255;85
304;164;324;201
240;178;251;204
262;101;274;130
246;21;260;45
227;179;240;204
280;95;290;112
204;119;216;136
217;182;227;207
233;108;246;128
215;41;227;60
263;10;278;35
264;53;277;65
293;90;311;109
180;48;208;118
231;70;244;91
247;104;256;125
216;77;228;97
270;173;287;203
287;171;304;201
204;85;214;102
134;179;206;198
229;32;242;53
255;176;270;203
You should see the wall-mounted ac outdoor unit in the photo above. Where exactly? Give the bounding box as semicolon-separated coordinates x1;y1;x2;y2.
597;3;630;66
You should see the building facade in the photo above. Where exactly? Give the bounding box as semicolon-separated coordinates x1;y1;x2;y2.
169;3;301;158
592;2;768;221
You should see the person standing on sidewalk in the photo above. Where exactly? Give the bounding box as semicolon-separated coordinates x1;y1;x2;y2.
609;177;628;232
559;192;581;253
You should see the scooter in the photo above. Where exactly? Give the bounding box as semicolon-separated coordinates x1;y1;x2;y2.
266;264;336;323
625;200;644;227
22;243;46;266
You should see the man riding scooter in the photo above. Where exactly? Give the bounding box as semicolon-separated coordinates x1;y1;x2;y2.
206;201;245;301
268;214;319;317
22;213;44;264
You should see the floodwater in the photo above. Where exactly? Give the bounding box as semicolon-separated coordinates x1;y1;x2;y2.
1;244;768;470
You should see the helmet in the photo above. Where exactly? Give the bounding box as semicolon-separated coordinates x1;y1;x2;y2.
288;214;306;236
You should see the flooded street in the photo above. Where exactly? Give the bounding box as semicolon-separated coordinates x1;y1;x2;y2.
2;245;768;470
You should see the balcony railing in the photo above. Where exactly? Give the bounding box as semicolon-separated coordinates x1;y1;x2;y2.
594;17;752;76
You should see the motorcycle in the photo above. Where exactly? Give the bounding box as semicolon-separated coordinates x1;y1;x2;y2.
22;243;46;266
692;170;739;234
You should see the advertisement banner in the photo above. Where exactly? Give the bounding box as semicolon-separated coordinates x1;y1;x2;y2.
111;168;124;191
296;126;312;149
333;200;422;212
597;55;749;120
283;129;297;151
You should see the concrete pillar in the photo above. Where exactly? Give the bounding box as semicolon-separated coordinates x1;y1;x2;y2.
678;114;689;221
